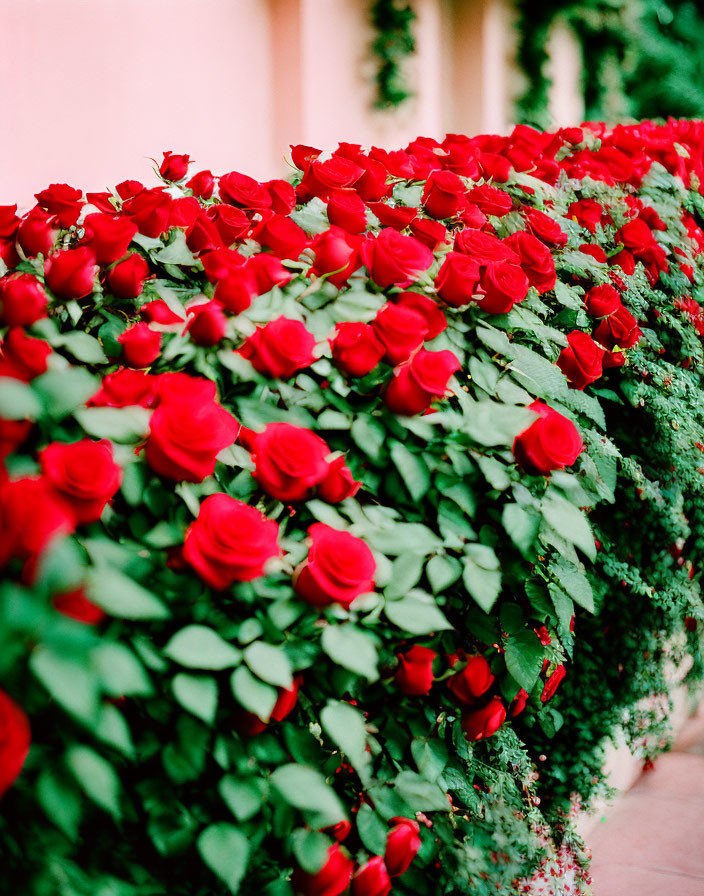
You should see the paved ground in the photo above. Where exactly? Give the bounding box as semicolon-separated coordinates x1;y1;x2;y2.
588;707;704;894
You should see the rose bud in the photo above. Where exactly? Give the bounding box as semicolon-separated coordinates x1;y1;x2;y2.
541;664;566;702
310;227;362;287
454;229;520;265
371;303;428;365
410;217;447;250
186;169;215;199
0;689;31;798
579;243;608;263
422;169;467;219
236;675;301;735
331;321;385;377
118;322;161;368
395;645;436;695
237;317;316;379
214;266;259;315
523;208;568;247
17;206;58;258
317;456;360;503
567;198;605;233
183;494;280;588
509;688;529;717
360;228;434;288
352;856;392;896
40;439;122;524
187;212;225;254
34;182;83;227
115;180;144;200
0;273;48;327
219;171;272;211
466;183;512;216
557;330;605;390
81;213;138;265
45;247;98;300
122;188;173;238
106;252;151;299
168;196;200;229
384;817;421;877
435;252;481;307
366;202;416;230
461;696;507;741
208;204;251;246
293;844;353;896
325;820;352;843
353;157;390;202
504;231;556;293
295;523;375;608
585;283;621;317
298;156;363;203
477;261;530;314
447;654;495;706
393;291;447;338
593;305;642;350
385;348;460;416
140;299;185;325
513;400;583;475
184;301;227;346
247;253;293;293
251;422;330;502
265;179;297;215
327;190;368;234
253;213;308;260
0;328;51;381
611;249;636;275
0;418;31;460
52;587;106;625
89;368;159;408
159;151;190;182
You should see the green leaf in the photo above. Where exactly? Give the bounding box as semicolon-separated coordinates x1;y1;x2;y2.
426;554;462;594
173;674;219;725
55;330;108;364
243;641;293;689
219;775;266;822
366;523;442;556
30;647;100;724
321;700;372;785
390;440;431;500
503;628;544;691
0;377;42;420
461;401;538;447
502;503;540;558
384;553;425;599
411;738;449;781
165;626;242;670
94;703;135;756
356;803;389;854
66;745;121;818
510;345;569;400
476;455;511;490
269;764;346;828
291;829;332;875
462;544;502;612
197;823;250;894
91;642;152;696
74;406;151;442
351;415;386;463
86;567;169;620
153;231;197;266
551;559;595;613
540;494;596;561
33;367;99;419
231;666;278;720
384;589;452;635
393;770;449;812
36;769;83;840
321;624;379;681
554;280;584;310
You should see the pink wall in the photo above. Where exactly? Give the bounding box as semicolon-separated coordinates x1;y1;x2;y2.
0;0;582;209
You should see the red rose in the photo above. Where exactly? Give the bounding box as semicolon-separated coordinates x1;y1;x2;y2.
567;199;605;233
317;456;360;503
40;439;122;523
351;857;392;896
115;180;144;200
585;283;621;317
295;523;375;608
53;587;106;625
0;689;31;797
17;207;58;258
616;218;655;254
541;664;566;702
118;323;161;368
236;676;301;735
327;190;367;234
353;157;390;202
183;493;280;588
371;303;428;365
466;183;512;216
0;274;47;327
447;654;495;706
159;151;190;181
458;202;488;228
611;249;636;275
435;252;481;307
454;229;520;265
0;477;74;561
140;300;184;325
523;208;568;247
579;243;607;263
265;179;297;215
253;214;308;260
170;197;202;230
366;202;416;231
360;229;434;288
393;291;446;338
219;171;272;211
294;844;353;896
330;321;385;377
298;157;363;202
557;330;605;390
184;301;227;346
410;217;447;250
90;369;158;408
0;329;50;383
252;423;330;502
513;400;583;475
385;349;460;416
593;304;642;350
0;418;31;460
509;687;529;717
106;252;150;299
0;205;18;240
186;169;215;199
422;169;467;218
247;253;293;293
123;188;173;238
310;227;362;286
146;376;239;481
461;695;507;740
238;317;316;379
202;248;246;283
45;247;97;300
187;213;225;254
34;183;83;227
384;817;421;877
477;261;529;313
395;645;436;695
81;213;137;265
207;204;251;246
504;231;556;293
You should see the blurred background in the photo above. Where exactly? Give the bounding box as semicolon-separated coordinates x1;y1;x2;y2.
1;0;703;205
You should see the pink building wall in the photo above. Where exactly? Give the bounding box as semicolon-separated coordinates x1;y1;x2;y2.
0;0;581;208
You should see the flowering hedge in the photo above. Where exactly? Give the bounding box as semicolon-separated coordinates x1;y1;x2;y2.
2;122;704;895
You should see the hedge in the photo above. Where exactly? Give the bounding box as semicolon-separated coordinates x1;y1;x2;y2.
1;122;704;896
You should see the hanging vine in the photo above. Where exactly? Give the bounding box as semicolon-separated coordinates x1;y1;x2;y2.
370;0;417;108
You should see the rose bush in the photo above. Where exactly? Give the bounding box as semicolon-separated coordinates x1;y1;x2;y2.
1;121;704;895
